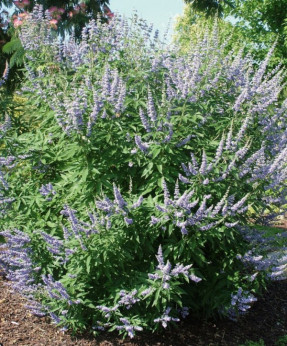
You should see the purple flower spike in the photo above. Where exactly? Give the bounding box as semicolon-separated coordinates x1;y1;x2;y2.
113;183;127;209
39;183;56;201
135;135;149;153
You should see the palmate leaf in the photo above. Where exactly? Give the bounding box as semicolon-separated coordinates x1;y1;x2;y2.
2;37;22;54
9;47;25;67
2;37;25;67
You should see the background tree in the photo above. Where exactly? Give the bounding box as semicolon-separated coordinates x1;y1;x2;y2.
177;0;287;70
226;0;287;67
174;6;245;56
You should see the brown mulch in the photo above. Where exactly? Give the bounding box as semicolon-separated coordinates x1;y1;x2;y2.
0;273;287;346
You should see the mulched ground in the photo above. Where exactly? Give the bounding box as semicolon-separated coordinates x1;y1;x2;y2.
0;273;287;346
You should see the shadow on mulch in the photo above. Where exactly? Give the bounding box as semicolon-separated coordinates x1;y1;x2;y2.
1;274;287;346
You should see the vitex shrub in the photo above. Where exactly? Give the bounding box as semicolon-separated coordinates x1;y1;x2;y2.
0;5;287;338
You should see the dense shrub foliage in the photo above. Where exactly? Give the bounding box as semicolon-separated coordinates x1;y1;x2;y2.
1;6;287;338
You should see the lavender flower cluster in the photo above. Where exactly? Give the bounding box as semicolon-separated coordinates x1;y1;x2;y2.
0;153;16;192
95;184;143;228
115;318;143;338
151;179;247;235
237;226;287;281
95;301;144;338
148;245;202;290
48;65;127;134
154;307;180;328
228;287;257;321
42;274;74;305
39;182;56;201
18;9;287;209
0;228;80;322
60;204;101;251
0;229;36;293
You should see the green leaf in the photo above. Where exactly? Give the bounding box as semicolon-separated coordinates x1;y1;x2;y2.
106;134;111;143
152;147;161;159
81;167;89;182
141;162;154;177
157;177;164;188
152;288;161;307
156;164;163;174
86;256;92;274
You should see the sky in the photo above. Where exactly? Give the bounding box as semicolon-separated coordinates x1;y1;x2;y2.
111;0;185;39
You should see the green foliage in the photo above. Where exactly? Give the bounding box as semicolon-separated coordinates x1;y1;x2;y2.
174;8;245;55
2;36;24;67
276;334;287;346
1;11;287;338
226;0;287;68
184;0;235;17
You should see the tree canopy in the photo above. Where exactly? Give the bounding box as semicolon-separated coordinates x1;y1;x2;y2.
176;0;287;70
184;0;235;17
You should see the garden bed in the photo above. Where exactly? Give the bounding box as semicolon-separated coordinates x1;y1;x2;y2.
1;274;287;346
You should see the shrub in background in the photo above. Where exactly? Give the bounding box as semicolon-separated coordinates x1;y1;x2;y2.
0;6;287;338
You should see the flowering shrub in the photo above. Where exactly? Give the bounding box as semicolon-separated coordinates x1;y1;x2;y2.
1;6;287;338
